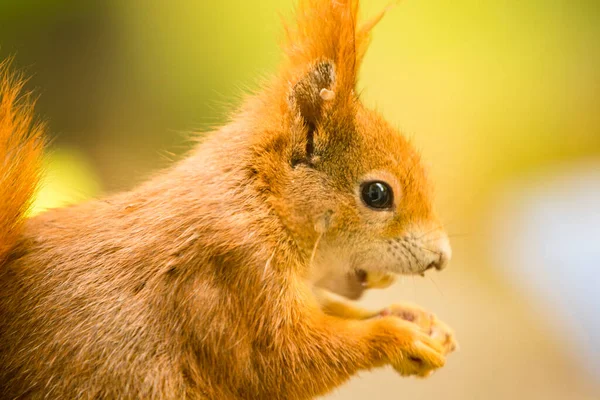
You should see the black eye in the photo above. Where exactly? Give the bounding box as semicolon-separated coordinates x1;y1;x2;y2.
360;181;393;210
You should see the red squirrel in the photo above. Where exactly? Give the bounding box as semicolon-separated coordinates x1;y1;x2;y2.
0;0;457;398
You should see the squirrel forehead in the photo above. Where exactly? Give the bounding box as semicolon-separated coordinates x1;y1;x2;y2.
309;106;430;193
354;108;425;174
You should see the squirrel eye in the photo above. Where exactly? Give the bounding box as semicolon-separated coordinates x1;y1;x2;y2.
360;181;393;210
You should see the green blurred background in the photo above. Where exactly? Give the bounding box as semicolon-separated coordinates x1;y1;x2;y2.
2;0;599;398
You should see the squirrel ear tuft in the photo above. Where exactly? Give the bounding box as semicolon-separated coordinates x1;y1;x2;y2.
281;0;394;96
279;1;396;164
289;61;335;164
290;61;336;127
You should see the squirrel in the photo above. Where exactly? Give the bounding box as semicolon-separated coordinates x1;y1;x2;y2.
0;0;457;398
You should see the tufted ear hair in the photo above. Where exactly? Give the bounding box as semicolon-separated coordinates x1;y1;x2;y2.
281;0;395;99
278;0;395;164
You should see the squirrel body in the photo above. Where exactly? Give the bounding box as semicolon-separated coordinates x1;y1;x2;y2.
0;1;456;398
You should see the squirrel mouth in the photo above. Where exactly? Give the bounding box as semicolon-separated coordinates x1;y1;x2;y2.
355;265;433;285
356;269;369;287
353;268;396;290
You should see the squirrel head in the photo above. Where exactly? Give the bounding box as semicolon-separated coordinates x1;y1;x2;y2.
243;0;451;288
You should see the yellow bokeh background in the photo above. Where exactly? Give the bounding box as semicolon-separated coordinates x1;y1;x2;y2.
2;0;599;398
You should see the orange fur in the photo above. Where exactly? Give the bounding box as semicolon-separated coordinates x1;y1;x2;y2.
0;1;456;398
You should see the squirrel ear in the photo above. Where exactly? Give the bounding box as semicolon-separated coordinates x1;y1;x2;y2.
289;61;336;164
290;60;336;128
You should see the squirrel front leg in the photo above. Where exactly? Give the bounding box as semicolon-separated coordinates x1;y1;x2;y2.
312;270;398;319
314;287;381;319
314;288;458;355
325;314;446;378
262;309;446;399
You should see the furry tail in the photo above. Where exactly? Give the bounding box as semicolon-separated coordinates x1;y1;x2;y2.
0;61;45;263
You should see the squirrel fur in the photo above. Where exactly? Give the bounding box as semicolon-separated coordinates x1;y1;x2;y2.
0;0;457;398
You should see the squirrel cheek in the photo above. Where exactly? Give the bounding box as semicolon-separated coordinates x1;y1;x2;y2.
314;210;335;234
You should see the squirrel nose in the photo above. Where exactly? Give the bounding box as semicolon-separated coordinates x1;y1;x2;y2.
425;233;452;271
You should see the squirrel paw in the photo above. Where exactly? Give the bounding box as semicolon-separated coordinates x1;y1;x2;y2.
360;270;396;290
380;303;458;356
384;319;447;377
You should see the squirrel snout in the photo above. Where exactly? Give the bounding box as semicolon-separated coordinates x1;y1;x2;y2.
425;233;452;272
